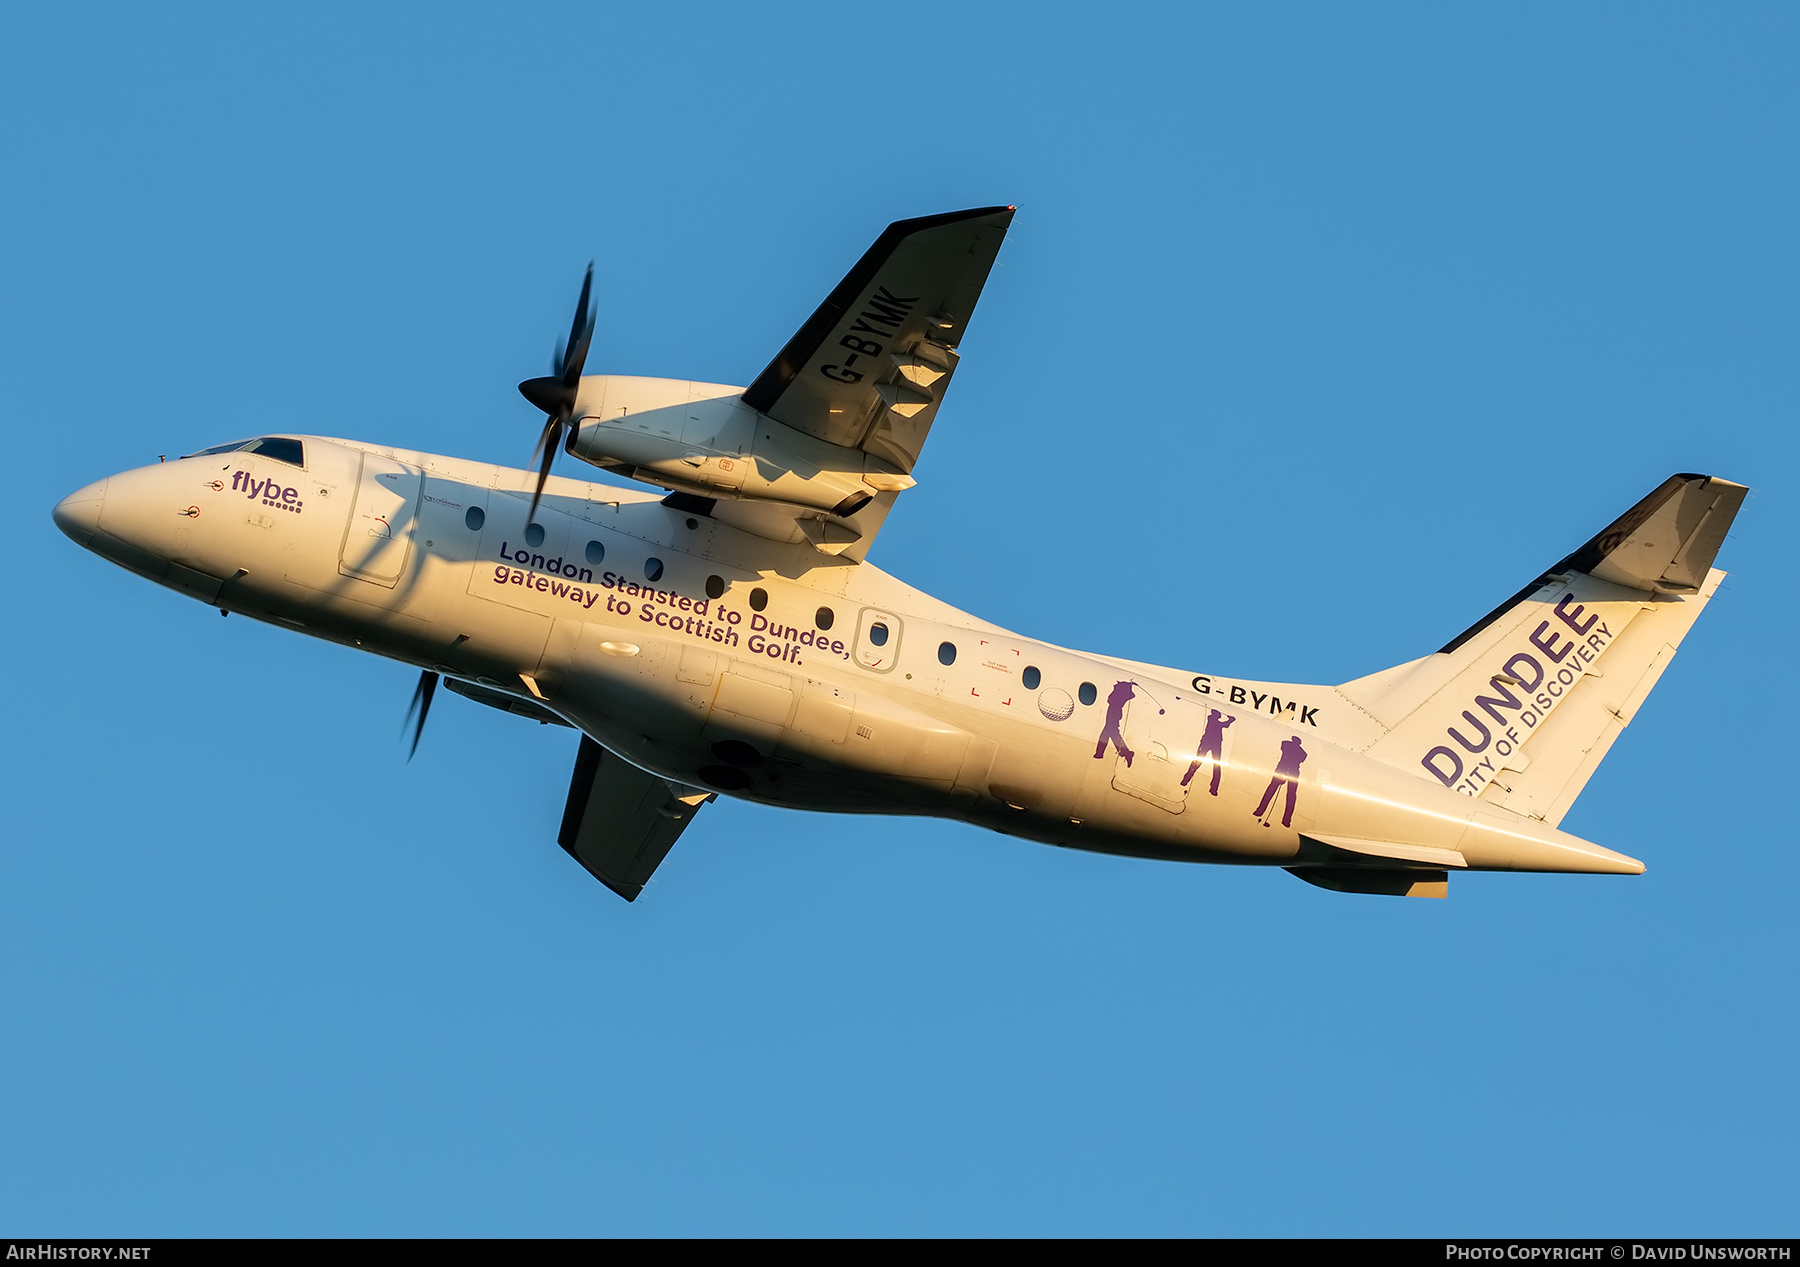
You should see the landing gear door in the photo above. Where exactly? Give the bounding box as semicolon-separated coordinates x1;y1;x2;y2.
338;452;421;587
853;608;902;673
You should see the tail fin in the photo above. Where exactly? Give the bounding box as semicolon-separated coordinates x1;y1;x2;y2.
1336;473;1746;825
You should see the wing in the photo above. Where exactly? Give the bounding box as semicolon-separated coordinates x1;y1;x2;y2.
557;736;712;901
741;205;1014;473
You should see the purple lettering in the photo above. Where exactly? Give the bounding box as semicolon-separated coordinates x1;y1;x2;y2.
1555;593;1598;636
1448;711;1492;754
1423;746;1463;786
1529;621;1574;663
1502;653;1545;691
1472;679;1525;726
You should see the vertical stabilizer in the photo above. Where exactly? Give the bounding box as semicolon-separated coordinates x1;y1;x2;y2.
1333;474;1745;825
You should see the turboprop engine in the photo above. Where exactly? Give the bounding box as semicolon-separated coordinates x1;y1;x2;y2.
560;375;917;549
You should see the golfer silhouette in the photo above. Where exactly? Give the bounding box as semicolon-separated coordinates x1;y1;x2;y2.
1092;680;1137;766
1253;735;1308;828
1181;708;1236;796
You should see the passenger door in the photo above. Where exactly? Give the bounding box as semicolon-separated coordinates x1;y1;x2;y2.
338;452;421;587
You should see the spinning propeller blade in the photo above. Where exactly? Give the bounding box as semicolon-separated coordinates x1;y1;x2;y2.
518;263;596;521
403;669;439;761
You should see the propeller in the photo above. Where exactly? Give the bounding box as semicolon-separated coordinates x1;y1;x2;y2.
518;263;597;521
403;669;439;761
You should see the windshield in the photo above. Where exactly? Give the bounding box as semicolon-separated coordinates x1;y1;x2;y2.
184;440;251;457
240;437;305;466
181;436;305;467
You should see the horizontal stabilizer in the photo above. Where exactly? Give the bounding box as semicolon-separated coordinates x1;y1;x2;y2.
1286;867;1449;899
1299;832;1468;870
557;736;712;901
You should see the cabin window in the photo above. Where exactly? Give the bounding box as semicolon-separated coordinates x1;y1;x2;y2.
585;540;605;566
749;587;768;611
938;641;957;666
815;607;835;631
645;557;664;582
241;437;305;467
465;506;485;531
705;575;725;599
868;622;889;647
1022;666;1041;690
524;522;546;548
1078;682;1097;706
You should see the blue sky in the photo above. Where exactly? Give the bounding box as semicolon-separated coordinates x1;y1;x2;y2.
2;2;1794;1236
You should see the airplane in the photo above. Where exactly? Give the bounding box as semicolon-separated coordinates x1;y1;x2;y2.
51;206;1746;901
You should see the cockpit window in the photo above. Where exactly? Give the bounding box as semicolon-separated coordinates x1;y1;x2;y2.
186;440;251;457
239;437;305;467
181;436;305;466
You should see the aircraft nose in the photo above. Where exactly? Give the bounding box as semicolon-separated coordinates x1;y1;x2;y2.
52;479;108;547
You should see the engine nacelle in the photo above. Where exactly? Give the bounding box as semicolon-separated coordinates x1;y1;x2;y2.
564;376;915;520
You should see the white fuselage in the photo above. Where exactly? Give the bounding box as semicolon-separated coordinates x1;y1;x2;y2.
53;435;1643;878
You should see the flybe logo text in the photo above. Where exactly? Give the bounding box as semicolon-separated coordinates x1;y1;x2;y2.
1422;594;1615;795
230;470;304;513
